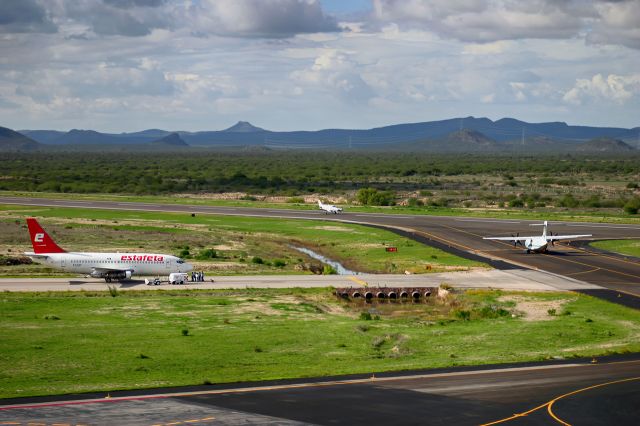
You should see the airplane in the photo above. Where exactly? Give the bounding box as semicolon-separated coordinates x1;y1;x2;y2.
318;200;343;214
24;218;193;282
483;221;592;253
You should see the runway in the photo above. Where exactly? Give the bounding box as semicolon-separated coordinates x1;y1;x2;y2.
1;356;639;425
0;269;603;292
2;196;640;303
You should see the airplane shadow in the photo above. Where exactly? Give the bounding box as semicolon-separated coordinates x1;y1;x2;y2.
68;279;147;286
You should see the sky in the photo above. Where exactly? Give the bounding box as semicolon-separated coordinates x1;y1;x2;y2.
1;0;639;132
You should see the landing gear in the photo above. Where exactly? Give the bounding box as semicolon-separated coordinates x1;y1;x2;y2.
526;249;531;254
105;277;112;283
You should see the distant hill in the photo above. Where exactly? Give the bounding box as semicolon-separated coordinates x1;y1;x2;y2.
224;121;265;133
576;137;635;152
150;133;189;147
440;129;498;151
0;126;41;151
16;117;640;152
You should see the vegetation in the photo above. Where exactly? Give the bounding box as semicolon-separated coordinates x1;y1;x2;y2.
1;152;639;218
0;206;484;276
590;240;640;258
1;288;638;399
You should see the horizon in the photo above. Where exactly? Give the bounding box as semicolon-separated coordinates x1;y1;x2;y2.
1;1;639;132
13;115;640;134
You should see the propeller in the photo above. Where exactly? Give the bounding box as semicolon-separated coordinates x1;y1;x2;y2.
511;233;522;247
549;231;556;246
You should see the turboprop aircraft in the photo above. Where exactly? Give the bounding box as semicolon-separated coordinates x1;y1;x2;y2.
24;218;193;282
483;221;591;253
318;200;343;214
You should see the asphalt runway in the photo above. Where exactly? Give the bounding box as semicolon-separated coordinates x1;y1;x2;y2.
1;356;639;425
2;196;640;302
0;269;603;292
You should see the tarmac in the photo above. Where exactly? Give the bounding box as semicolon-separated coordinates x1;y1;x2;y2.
0;268;603;292
1;355;639;425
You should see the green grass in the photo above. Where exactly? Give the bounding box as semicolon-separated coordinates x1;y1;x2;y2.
3;191;640;224
0;289;638;399
0;205;484;275
591;239;640;258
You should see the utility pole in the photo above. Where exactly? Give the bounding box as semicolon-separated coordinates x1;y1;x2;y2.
521;127;525;145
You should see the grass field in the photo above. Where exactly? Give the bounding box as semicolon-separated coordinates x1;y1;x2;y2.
590;240;640;258
1;288;638;399
0;205;484;276
3;191;640;224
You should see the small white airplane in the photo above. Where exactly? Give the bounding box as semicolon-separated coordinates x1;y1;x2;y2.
483;221;592;253
318;200;343;214
24;218;193;282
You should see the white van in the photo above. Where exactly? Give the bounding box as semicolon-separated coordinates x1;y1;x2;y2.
169;272;188;285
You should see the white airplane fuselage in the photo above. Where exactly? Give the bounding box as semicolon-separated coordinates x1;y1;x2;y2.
523;237;549;253
27;252;192;276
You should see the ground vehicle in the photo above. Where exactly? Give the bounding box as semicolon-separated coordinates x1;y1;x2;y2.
169;272;188;285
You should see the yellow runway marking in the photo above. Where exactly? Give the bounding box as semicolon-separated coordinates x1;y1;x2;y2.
481;376;640;425
565;267;600;276
348;276;368;287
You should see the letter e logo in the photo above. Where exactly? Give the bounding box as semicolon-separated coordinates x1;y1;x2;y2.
34;233;45;243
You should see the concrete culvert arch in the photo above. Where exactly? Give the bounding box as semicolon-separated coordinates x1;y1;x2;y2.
400;291;408;298
388;292;397;299
412;291;421;299
424;291;432;297
351;291;361;298
376;291;386;299
364;292;373;300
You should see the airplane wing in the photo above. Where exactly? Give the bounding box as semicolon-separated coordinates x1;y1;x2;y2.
91;267;131;273
546;234;591;241
483;236;530;241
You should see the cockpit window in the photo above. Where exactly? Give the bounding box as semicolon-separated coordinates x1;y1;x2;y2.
177;259;185;264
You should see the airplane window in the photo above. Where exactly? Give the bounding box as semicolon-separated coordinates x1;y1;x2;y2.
177;259;184;264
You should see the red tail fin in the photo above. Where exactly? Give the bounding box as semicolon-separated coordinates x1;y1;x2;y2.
26;218;66;254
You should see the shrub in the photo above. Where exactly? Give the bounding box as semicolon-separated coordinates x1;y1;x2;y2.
107;285;119;297
196;248;217;260
547;308;556;316
360;312;373;321
273;259;286;268
181;328;189;336
454;310;471;321
623;198;640;215
357;188;395;206
323;264;337;275
251;256;264;264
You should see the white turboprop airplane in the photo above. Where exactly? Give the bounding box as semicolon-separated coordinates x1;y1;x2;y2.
24;218;193;282
318;200;343;214
483;221;591;253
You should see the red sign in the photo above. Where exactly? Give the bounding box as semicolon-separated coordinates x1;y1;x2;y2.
385;247;397;252
120;255;164;261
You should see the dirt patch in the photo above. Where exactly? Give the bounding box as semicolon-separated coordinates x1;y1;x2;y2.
499;295;572;321
312;226;356;232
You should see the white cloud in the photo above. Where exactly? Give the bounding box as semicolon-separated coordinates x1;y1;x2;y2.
563;73;640;105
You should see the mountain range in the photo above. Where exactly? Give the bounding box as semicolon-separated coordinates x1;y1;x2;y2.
2;116;638;152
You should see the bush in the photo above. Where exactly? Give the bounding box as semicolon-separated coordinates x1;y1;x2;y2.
357;188;395;206
251;256;264;264
454;310;471;321
107;285;119;297
623;198;640;215
196;248;217;260
181;328;190;336
359;312;372;321
273;259;286;268
322;264;337;275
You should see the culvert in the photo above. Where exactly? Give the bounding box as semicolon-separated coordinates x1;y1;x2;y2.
388;292;397;299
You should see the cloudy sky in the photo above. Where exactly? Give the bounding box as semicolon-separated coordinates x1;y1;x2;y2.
1;0;639;132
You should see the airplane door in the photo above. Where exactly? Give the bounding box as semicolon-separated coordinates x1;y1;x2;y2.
165;259;170;269
60;258;66;268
